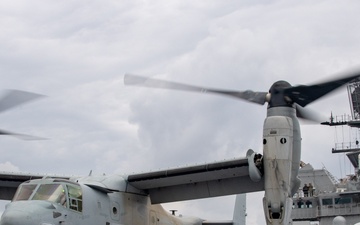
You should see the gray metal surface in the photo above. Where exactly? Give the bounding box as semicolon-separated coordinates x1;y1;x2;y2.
128;157;264;203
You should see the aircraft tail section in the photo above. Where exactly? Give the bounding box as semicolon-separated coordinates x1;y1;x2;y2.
233;194;246;225
202;194;246;225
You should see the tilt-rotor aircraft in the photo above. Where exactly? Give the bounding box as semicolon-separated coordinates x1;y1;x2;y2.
0;72;359;225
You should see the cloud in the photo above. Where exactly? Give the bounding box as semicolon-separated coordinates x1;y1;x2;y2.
0;1;360;224
0;162;20;172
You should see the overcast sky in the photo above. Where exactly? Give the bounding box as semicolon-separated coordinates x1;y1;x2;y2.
1;0;360;224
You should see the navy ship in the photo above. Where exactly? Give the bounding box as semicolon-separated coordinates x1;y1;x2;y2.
291;78;360;225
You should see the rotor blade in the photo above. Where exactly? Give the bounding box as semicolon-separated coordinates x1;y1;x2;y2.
124;74;268;105
295;104;326;124
284;72;360;107
0;129;47;141
0;90;45;114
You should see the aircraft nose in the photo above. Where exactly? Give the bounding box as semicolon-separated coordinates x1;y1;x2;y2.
0;201;61;225
0;210;36;225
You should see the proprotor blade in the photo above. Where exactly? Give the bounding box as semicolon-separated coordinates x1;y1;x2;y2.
295;104;326;123
0;90;45;114
0;129;47;141
124;74;268;105
284;72;360;107
0;90;46;140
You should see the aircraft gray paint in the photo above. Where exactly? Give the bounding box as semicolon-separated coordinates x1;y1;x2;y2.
0;72;359;225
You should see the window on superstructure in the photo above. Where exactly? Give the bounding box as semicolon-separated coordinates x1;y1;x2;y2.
352;195;360;203
322;198;333;205
335;197;351;204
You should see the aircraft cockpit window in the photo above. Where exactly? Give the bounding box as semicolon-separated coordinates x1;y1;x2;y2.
31;184;67;205
13;184;37;201
13;181;83;212
67;184;83;212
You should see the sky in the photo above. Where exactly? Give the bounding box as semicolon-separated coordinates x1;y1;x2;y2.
1;0;360;224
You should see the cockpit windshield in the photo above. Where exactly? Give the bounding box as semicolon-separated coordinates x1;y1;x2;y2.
13;181;83;212
32;184;66;204
13;184;37;201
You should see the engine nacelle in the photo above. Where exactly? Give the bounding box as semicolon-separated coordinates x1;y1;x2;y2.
262;116;293;225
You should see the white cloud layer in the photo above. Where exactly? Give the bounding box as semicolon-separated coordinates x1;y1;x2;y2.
0;162;20;172
1;0;360;224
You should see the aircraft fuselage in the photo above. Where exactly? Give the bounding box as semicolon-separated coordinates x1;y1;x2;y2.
0;178;202;225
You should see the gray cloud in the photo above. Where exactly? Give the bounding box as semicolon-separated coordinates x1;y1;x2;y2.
0;0;360;224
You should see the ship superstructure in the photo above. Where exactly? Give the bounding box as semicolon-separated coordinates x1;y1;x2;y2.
291;78;360;225
291;163;360;224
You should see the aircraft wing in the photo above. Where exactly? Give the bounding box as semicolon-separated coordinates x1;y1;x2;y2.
127;157;264;204
0;171;71;200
